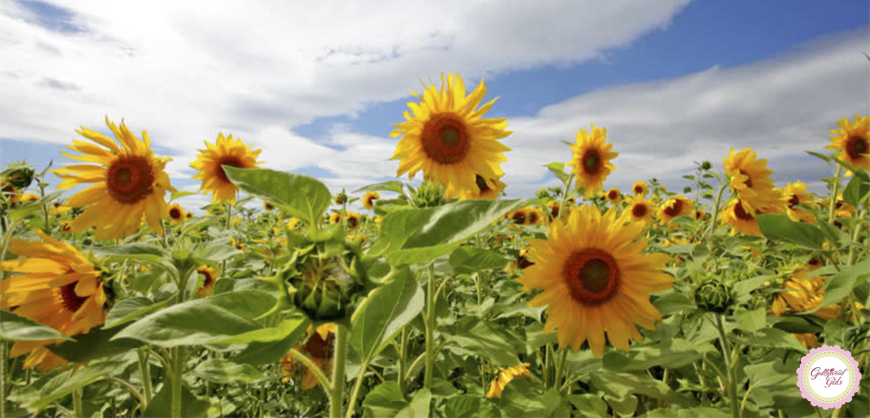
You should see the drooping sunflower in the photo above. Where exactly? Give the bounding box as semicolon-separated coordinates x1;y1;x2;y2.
605;188;621;204
770;268;839;320
723;148;781;214
195;265;219;298
632;181;649;197
190;133;262;203
447;174;506;200
486;363;531;398
280;323;335;389
167;203;185;224
657;195;693;223
52;118;174;240
566;125;618;198
693;209;708;221
391;73;512;195
719;198;784;237
826;114;869;173
362;191;380;210
517;205;673;355
0;231;108;371
626;196;655;225
780;181;815;224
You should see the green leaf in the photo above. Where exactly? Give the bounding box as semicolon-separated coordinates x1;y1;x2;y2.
363;382;408;418
444;396;502;418
567;394;608;418
445;317;519;367
104;296;171;329
30;361;127;409
730;328;805;352
192;359;266;384
195;241;242;263
744;361;792;389
496;380;564;418
590;372;691;404
0;309;71;341
601;340;704;372
843;170;870;207
49;326;142;362
756;214;825;249
771;315;824;334
114;290;276;347
7;191;63;221
808;258;870;313
544;162;569;182
170;190;196;201
93;243;170;263
396;389;431;418
214;316;307;345
224;166;331;226
449;246;511;274
232;324;307;366
806;151;833;164
645;407;730;417
734;307;766;332
142;377;210;418
354;180;405;194
387;242;461;267
605;394;637;417
351;268;424;362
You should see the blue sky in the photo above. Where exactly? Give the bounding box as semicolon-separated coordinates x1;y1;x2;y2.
0;0;868;211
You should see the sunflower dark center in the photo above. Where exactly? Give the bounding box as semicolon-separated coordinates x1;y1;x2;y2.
608;190;619;200
511;212;526;224
788;194;800;209
169;208;182;219
421;114;470;165
632;203;648;218
217;156;245;183
739;169;753;188
304;331;335;359
107;155;154;204
582;150;601;175
347;216;359;229
733;201;754;220
475;175;490;193
664;199;683;217
59;282;88;313
633;185;643;194
527;211;540;224
846;135;868;160
199;269;215;288
563;249;620;306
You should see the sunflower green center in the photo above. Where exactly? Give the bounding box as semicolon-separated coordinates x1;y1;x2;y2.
564;248;620;306
846;135;868;160
733;200;754;220
59;282;88;313
582;150;601;174
663;199;683;217
107;155;154;204
632;203;648;218
217;156;245;184
421;114;470;165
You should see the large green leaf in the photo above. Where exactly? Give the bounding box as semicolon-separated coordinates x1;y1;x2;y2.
0;309;71;341
362;382;408;418
807;258;870;313
113;290;276;347
30;361;127;409
224;166;331;226
104;296;171;329
142;378;210;418
214;317;307;345
544;162;569;182
351;268;424;362
756;214;825;249
444;396;502;418
368;209;432;256
192;359;266;384
354;180;405;194
449;246;511;274
93;243;170;263
232;325;306;366
49;326;142;362
445;317;519;367
843;170;870;207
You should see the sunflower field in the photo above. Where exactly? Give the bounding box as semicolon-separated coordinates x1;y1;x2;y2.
0;73;868;418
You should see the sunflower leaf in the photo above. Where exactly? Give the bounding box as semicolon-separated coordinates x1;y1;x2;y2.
354;180;405;194
843;170;870;207
756;214;825;249
224;167;331;226
350;267;423;362
0;309;72;341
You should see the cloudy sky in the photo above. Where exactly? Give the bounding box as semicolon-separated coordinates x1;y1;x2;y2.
0;0;868;211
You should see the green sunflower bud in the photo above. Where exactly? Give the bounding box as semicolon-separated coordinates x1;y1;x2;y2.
695;280;733;313
412;181;447;208
1;163;36;190
281;227;369;321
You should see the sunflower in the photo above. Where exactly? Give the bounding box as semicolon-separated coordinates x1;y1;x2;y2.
486;363;531;398
60;221;72;233
632;181;649;197
362;191;380;210
167;203;185;224
447;174;506;200
605;188;621;204
20;193;39;202
263;201;275;211
719;198;784;237
517;204;673;355
334;191;348;206
195;266;219;298
345;212;361;230
657;195;693;223
546;200;562;219
190;133;262;203
328;213;341;224
392;73;511;195
280;323;335;389
51;118;174;240
185;211;193;219
780;181;815;224
626;196;655;225
508;208;528;225
694;209;708;221
723;148;781;214
566;125;618;198
525;208;543;225
287;217;300;230
826;114;869;173
0;231;107;371
770;268;839;320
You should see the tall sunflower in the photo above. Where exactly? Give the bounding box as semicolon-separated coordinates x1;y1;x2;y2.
391;73;512;195
362;191;380;210
632;181;649;197
0;231;107;371
605;188;622;204
446;174;506;200
657;195;693;223
826;114;869;173
566;125;618;198
719;198;784;237
517;205;673;356
190;133;262;203
780;181;815;224
722;148;781;214
167;203;186;224
626;196;655;225
52;118;174;240
770;268;839;320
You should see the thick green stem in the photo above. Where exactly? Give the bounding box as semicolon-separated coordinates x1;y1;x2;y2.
329;324;349;418
828;166;843;224
289;348;331;390
397;327;408;392
0;342;5;418
424;263;436;390
713;314;738;418
170;347;184;418
137;349;152;405
73;389;83;418
345;363;368;418
847;209;865;266
553;347;568;390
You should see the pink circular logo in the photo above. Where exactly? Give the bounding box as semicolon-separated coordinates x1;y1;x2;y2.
797;345;862;409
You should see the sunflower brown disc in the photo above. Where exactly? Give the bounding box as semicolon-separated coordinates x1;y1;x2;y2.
216;156;245;183
632;203;648;218
59;282;88;313
582;150;601;175
663;199;683;217
846;135;868;160
106;155;155;204
733;200;754;220
421;114;471;165
563;248;620;306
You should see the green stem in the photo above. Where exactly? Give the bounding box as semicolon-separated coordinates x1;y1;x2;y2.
345;363;368;418
424;263;436;390
828;166;843;224
170;347;184;418
137;349;152;405
553;347;568;390
106;376;147;409
0;342;5;418
705;183;728;245
289;348;331;390
329;324;349;418
73;388;83;418
713;314;738;418
739;385;754;418
557;173;575;222
398;327;408;392
225;203;233;230
847;209;865;265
